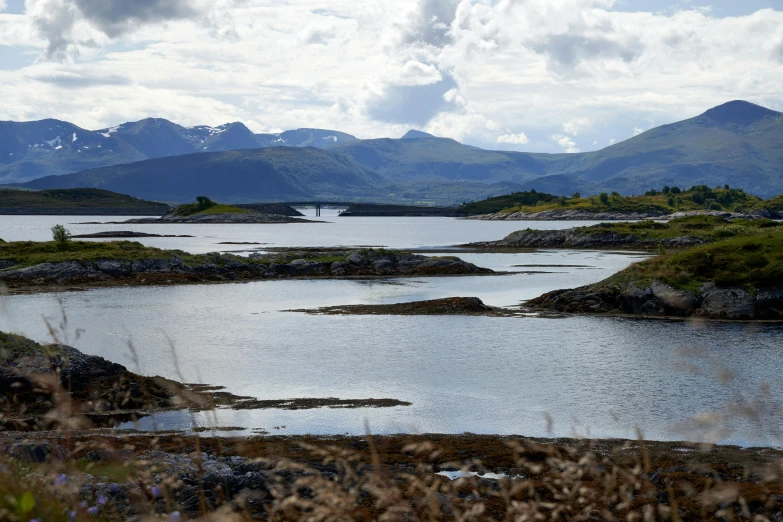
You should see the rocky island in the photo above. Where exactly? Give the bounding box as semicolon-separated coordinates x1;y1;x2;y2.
121;197;313;224
0;240;492;293
289;296;514;316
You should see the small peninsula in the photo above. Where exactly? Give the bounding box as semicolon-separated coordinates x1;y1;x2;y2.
525;227;783;320
465;215;783;250
0;187;169;215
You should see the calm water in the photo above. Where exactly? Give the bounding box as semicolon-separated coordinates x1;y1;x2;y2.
0;213;780;446
0;209;618;254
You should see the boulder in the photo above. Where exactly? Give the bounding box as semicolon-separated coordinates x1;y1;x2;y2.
699;284;756;319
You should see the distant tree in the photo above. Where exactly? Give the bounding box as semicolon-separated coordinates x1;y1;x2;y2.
599;192;610;204
645;189;658;196
571;192;581;199
662;186;670;194
557;196;567;206
667;196;675;207
670;186;681;194
610;191;620;197
51;224;71;245
195;196;216;210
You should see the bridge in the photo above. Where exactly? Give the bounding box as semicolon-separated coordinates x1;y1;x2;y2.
237;201;463;217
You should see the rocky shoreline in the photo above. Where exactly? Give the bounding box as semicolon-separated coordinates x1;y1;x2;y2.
525;280;783;320
122;211;314;224
466;209;780;221
465;227;704;250
71;231;194;238
466;209;668;220
0;333;412;433
0;249;493;293
289;296;515;316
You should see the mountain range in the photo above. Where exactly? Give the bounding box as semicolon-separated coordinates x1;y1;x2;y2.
0;118;357;183
7;100;783;203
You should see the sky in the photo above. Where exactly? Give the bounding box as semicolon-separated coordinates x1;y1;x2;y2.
0;0;782;153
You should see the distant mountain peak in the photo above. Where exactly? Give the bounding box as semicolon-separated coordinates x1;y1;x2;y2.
401;129;435;139
700;100;781;126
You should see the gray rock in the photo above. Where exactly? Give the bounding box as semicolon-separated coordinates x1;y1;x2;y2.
7;441;69;463
699;285;756;319
0;261;96;282
650;282;700;312
96;259;132;276
345;252;365;265
373;259;394;271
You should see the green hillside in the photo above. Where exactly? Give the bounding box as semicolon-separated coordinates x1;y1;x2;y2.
333;101;783;198
522;101;783;197
0;188;168;210
331;136;552;184
23;147;397;203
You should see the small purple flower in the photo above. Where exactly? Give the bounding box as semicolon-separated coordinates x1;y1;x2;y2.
54;474;68;486
87;506;99;515
170;511;182;522
97;495;109;505
69;510;77;521
110;483;121;494
150;486;163;498
79;501;87;509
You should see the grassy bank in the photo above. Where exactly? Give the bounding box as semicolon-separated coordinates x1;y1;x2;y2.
172;203;250;216
461;185;782;215
0;240;204;268
579;215;783;242
604;228;783;293
1;431;782;521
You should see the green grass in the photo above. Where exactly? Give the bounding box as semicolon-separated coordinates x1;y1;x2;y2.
599;229;783;293
0;240;364;271
0;330;58;358
73;458;137;482
0;240;204;268
173;203;250;216
564;215;781;243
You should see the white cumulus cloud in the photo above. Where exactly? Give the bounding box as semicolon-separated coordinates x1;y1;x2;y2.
562;116;592;136
632;126;644;136
497;132;530;145
553;133;580;153
386;60;444;86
